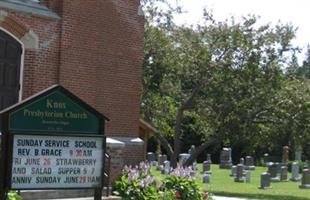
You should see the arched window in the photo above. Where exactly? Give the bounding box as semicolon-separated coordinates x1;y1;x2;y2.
0;30;22;111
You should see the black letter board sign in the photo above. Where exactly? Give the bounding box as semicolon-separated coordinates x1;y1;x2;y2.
0;85;109;200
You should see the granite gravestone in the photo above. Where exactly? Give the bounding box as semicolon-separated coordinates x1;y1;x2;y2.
203;174;210;184
245;156;255;170
207;154;212;163
189;145;197;170
259;172;271;189
245;171;251;183
179;153;190;166
234;164;245;182
203;161;212;174
147;152;157;166
240;158;245;165
263;153;270;165
230;165;237;177
299;169;310;189
290;162;301;182
188;145;195;155
280;166;288;182
282;146;289;165
269;163;280;182
219;148;232;169
164;160;170;174
158;154;167;166
295;146;302;161
147;152;156;162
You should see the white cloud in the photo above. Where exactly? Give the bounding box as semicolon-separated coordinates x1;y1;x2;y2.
170;0;310;60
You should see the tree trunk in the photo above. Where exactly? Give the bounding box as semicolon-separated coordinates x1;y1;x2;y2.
183;138;218;166
171;108;184;167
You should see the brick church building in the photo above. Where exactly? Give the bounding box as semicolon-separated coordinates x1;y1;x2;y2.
0;0;145;185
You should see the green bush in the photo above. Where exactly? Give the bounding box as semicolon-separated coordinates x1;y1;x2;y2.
114;163;213;200
7;191;22;200
162;166;213;200
114;163;159;200
162;176;204;200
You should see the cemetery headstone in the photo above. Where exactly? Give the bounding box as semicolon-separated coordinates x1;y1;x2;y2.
234;164;245;182
160;165;165;174
158;154;167;166
259;172;271;189
190;170;196;178
230;165;237;177
299;169;310;189
151;161;158;167
203;161;212;174
290;162;301;182
266;161;273;168
189;145;197;170
189;145;195;154
207;154;212;163
245;171;251;183
147;152;156;162
263;153;270;165
179;153;190;166
245;156;255;170
164;160;170;174
275;162;282;174
219;148;232;169
203;174;211;184
280;166;288;182
282;146;289;165
269;163;280;182
147;152;157;166
303;161;309;169
307;160;310;169
295;146;302;161
192;161;197;171
240;158;245;165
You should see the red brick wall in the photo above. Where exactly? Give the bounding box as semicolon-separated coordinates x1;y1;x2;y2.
1;0;144;139
0;10;61;98
1;1;145;181
57;0;144;138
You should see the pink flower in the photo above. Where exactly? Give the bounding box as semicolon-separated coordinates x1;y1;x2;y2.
203;192;209;198
175;191;182;199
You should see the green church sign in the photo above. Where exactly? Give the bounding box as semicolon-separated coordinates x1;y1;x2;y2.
0;85;108;200
9;90;101;134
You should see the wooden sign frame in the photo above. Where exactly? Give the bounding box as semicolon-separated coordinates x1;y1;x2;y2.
0;85;109;200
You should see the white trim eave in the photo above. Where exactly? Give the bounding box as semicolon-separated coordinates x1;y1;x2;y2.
0;1;60;20
106;137;125;148
111;137;144;146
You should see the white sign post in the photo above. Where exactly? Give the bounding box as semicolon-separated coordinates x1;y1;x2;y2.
11;134;103;189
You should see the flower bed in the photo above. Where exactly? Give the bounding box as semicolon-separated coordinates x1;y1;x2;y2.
114;162;213;200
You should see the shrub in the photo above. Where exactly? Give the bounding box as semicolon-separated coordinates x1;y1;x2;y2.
114;162;213;200
7;191;22;200
162;166;213;200
114;162;159;200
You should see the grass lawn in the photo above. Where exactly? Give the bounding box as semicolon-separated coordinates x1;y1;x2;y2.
151;164;310;200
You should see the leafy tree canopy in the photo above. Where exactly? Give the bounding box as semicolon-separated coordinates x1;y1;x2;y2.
141;0;310;165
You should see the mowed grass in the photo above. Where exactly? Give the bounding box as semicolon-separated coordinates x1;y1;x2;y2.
151;164;310;200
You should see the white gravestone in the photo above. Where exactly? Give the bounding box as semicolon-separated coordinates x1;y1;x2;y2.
290;162;301;182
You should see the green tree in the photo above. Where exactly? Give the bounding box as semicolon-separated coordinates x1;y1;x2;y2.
141;1;297;166
270;78;310;156
298;45;310;78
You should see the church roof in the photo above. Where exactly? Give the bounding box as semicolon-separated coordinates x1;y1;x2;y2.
0;0;59;19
